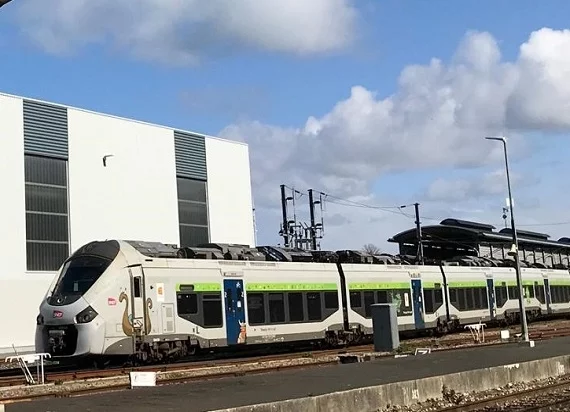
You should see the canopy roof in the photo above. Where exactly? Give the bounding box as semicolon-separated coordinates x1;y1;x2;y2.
388;218;570;251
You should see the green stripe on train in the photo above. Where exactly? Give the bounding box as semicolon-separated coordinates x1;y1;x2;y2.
447;281;487;288
548;280;570;286
495;280;540;287
246;283;338;292
176;283;221;292
348;282;410;290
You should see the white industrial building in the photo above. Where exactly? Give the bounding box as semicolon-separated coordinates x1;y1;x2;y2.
0;92;255;354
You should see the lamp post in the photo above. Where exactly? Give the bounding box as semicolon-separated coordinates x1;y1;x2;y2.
485;136;529;342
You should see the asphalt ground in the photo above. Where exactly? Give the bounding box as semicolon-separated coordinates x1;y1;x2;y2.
7;336;570;412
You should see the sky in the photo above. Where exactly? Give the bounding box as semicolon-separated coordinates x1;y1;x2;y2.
2;0;570;253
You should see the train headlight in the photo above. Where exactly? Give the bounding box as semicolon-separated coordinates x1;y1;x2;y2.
76;306;98;324
36;314;44;325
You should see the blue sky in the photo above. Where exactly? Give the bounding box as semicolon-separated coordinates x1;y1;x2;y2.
2;0;570;251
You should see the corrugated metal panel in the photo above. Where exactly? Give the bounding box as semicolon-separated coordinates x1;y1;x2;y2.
174;130;207;180
23;100;68;159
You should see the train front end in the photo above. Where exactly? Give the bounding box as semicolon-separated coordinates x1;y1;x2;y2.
34;240;121;360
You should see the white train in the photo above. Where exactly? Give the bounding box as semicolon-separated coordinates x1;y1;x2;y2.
35;239;570;364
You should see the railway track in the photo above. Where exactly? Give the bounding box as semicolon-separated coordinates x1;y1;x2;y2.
2;320;570;401
436;377;570;411
0;344;369;390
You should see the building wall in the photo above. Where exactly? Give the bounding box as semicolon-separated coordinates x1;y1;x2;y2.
0;94;55;352
0;93;255;353
205;137;255;247
67;109;180;249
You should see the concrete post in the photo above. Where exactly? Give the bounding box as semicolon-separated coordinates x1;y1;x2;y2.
371;303;400;352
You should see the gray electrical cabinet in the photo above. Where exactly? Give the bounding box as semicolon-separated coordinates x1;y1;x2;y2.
371;303;400;352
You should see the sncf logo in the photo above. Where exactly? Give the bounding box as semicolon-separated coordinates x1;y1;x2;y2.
53;310;64;318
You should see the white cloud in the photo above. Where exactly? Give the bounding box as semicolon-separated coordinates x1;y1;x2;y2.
14;0;358;64
424;169;540;203
219;28;570;247
507;28;570;130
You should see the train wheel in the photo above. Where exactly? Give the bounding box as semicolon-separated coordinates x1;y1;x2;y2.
93;357;110;369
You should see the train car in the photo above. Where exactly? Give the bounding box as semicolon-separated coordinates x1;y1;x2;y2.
35;237;570;366
490;267;543;324
543;269;570;316
341;262;448;336
236;260;345;347
441;266;494;327
35;239;346;364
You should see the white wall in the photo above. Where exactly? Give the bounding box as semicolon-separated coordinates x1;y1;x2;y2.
0;94;55;353
205;138;255;247
67;109;180;252
0;95;26;278
0;94;256;353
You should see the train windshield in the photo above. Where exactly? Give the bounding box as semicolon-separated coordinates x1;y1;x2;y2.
48;255;113;306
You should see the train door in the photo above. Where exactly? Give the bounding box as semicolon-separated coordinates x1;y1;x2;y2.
129;265;147;336
411;279;425;330
544;278;552;314
224;279;246;345
486;278;496;320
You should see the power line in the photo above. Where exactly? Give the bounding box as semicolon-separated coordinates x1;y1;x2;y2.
308;189;570;229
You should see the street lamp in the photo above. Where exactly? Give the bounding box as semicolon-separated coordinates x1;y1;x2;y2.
485;136;530;343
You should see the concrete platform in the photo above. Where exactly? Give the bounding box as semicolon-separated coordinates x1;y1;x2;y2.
7;337;570;412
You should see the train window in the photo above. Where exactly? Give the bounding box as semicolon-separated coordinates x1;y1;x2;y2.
377;290;389;304
307;293;322;321
508;286;519;300
495;286;508;307
177;293;198;315
434;288;443;307
423;287;444;314
390;290;413;317
465;289;474;310
449;288;460;310
324;292;339;310
133;277;142;298
247;293;265;324
449;289;457;306
535;283;545;304
480;288;489;309
423;290;434;314
350;291;362;308
202;293;223;327
554;287;560;302
364;291;375;317
288;293;304;322
551;286;560;303
268;293;285;323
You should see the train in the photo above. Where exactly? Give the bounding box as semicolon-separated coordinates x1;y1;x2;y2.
35;239;570;365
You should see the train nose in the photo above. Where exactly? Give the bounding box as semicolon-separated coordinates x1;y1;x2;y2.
36;297;99;357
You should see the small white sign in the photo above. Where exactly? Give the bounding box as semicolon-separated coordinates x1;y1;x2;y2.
156;283;165;303
129;371;156;388
500;330;510;340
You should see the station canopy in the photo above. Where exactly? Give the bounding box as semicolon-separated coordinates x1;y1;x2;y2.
388;218;570;256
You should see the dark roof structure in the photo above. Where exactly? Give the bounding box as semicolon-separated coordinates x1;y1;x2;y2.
388;218;570;252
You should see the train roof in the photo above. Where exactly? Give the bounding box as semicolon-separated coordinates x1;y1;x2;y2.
388;218;570;251
104;239;563;271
